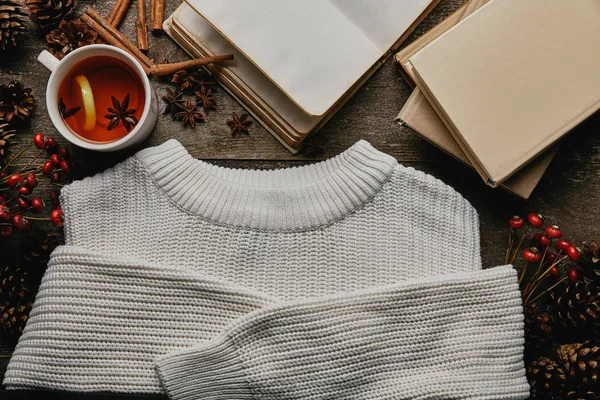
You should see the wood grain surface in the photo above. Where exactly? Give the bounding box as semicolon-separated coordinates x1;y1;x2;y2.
1;0;599;398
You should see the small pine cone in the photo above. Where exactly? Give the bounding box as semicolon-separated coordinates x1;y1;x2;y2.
0;81;35;123
46;19;98;60
549;281;600;335
578;240;600;286
565;389;600;400
0;298;32;338
0;0;28;52
25;0;76;30
528;356;568;399
0;265;29;299
23;229;62;266
525;303;554;345
557;342;600;389
0;119;16;166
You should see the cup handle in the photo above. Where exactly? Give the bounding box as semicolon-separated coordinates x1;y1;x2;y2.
38;50;60;72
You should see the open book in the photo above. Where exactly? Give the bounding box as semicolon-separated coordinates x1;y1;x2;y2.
165;0;439;152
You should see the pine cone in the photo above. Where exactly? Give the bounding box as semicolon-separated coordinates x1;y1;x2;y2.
0;265;29;299
579;240;600;286
525;303;554;345
549;281;600;335
0;81;35;123
0;298;32;338
558;342;600;389
0;119;16;166
23;229;62;267
46;19;97;60
0;0;28;52
25;0;76;30
528;356;568;399
565;389;600;400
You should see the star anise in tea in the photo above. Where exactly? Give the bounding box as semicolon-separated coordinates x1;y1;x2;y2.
161;88;184;118
171;69;215;92
194;86;216;112
226;112;251;136
104;94;138;132
175;98;205;128
58;97;80;119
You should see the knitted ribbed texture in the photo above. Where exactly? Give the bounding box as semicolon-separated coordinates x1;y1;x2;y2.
3;140;528;398
156;266;528;400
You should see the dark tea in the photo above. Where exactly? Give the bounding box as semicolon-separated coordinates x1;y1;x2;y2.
57;55;145;143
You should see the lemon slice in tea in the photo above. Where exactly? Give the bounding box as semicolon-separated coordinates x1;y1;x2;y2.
74;74;96;131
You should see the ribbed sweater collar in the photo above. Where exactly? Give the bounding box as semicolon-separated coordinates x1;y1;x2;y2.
137;140;398;231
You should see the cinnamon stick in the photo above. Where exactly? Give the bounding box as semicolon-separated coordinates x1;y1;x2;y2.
136;0;149;51
108;0;132;28
85;8;154;70
81;14;151;75
107;0;121;24
149;55;234;76
150;0;164;31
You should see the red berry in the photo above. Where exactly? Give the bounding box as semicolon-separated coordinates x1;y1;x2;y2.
0;203;10;221
545;225;562;239
0;225;13;237
0;194;5;203
537;234;550;247
49;153;62;166
12;214;30;231
523;247;542;263
16;196;29;209
59;159;71;175
555;239;570;252
33;133;47;149
7;174;24;189
31;197;44;213
42;161;54;175
26;173;38;188
509;215;524;229
567;245;580;261
50;207;64;227
58;146;70;159
49;190;60;205
545;252;557;264
46;137;57;149
18;185;32;195
549;266;560;278
567;267;579;282
527;213;543;228
50;171;61;183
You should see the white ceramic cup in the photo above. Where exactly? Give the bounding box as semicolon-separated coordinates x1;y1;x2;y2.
38;44;157;152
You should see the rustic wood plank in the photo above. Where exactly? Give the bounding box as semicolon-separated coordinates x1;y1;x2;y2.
2;0;600;397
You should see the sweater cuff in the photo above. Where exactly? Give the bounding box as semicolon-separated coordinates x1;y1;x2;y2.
155;335;253;400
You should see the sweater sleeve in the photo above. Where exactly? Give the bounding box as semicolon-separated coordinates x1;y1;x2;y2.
154;265;529;400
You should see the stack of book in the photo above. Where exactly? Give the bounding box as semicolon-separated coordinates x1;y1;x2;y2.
164;0;442;153
396;0;600;199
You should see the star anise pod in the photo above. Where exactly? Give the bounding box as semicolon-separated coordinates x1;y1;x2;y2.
303;136;326;156
104;94;138;132
226;112;251;136
175;98;205;128
171;69;215;92
45;19;97;60
161;88;184;118
194;86;216;112
58;97;80;119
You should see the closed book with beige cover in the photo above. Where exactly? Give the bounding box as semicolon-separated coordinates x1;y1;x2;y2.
409;0;600;186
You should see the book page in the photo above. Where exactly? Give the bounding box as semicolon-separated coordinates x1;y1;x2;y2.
185;0;382;116
174;5;321;134
329;0;434;52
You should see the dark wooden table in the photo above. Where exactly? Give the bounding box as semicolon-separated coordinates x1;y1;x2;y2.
1;0;599;398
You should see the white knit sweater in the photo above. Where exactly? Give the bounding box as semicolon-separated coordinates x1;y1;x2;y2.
4;140;529;399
